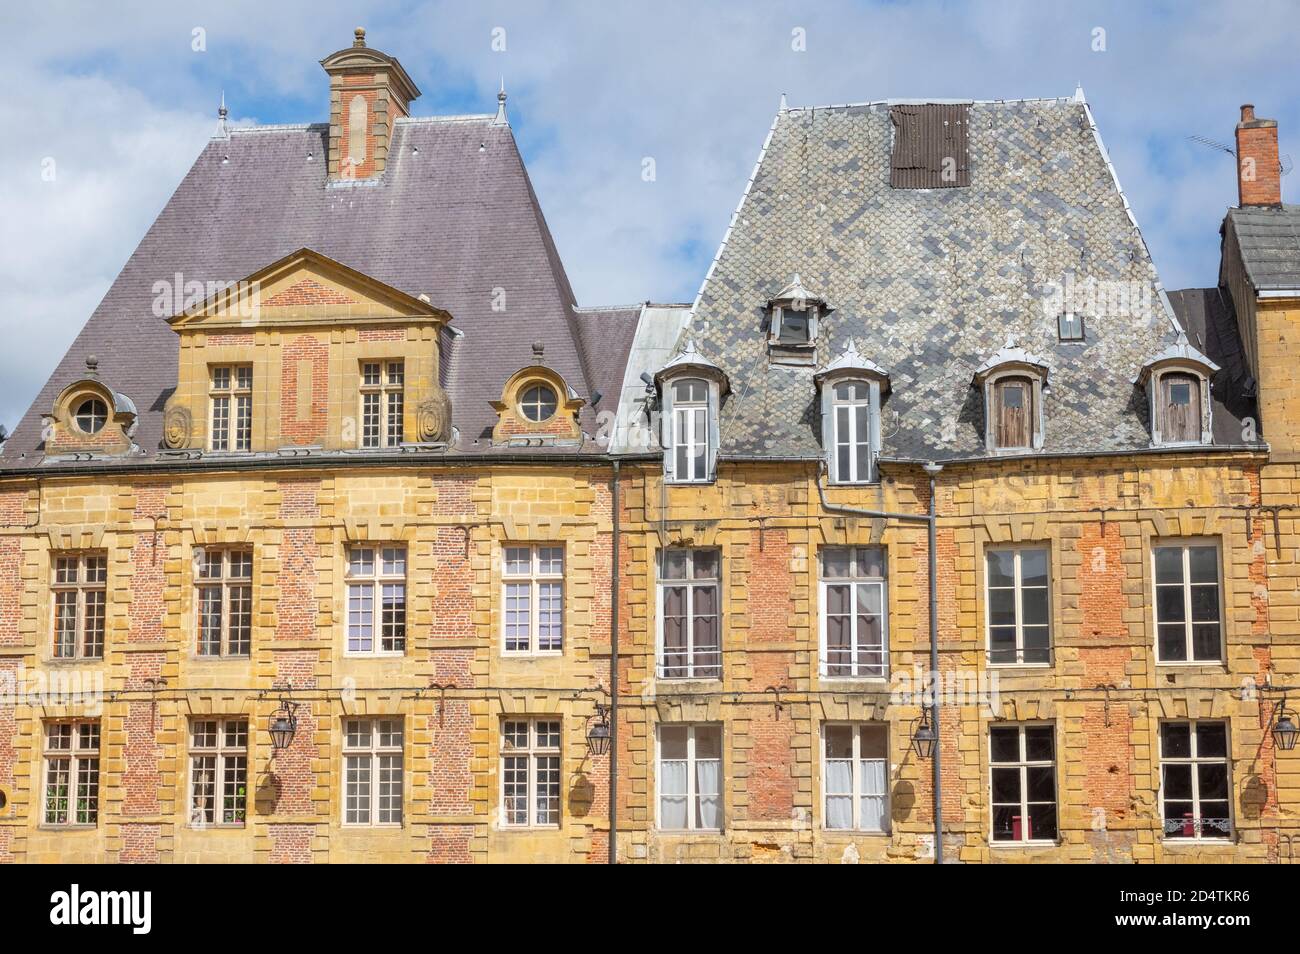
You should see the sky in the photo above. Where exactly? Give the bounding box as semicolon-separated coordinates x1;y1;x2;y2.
2;0;1298;430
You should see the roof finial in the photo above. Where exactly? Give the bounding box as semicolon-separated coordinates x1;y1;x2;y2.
492;78;509;126
85;355;99;378
1073;83;1086;104
532;340;545;361
779;92;788;113
215;90;229;138
354;27;367;48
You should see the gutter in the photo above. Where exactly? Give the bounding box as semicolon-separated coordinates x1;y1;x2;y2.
816;461;946;864
609;460;620;864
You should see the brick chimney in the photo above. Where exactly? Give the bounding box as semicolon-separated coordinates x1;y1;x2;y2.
320;28;421;180
1235;103;1282;208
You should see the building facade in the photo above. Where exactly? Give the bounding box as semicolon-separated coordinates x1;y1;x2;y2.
1;34;1298;863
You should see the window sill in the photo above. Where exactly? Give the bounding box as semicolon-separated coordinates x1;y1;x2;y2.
1160;836;1235;846
46;657;105;665
500;825;562;832
194;655;251;662
986;662;1053;670
821;828;890;837
343;652;408;659
655;828;723;835
655;675;723;684
501;651;565;659
1153;660;1227;669
188;823;247;831
39;824;98;832
340;823;404;830
989;840;1060;849
818;674;889;683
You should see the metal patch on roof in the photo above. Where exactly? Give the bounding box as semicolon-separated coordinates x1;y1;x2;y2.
889;104;970;189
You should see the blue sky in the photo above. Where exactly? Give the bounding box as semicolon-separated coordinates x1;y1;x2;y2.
3;0;1298;429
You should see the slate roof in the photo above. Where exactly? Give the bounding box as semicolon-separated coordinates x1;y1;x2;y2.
1;114;635;469
662;95;1258;463
1224;206;1300;290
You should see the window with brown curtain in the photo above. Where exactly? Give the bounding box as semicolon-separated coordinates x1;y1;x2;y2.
992;377;1033;449
1161;373;1200;444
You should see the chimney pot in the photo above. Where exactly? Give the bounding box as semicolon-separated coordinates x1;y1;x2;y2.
1241;103;1256;123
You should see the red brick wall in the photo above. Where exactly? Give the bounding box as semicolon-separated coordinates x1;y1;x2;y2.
279;336;329;446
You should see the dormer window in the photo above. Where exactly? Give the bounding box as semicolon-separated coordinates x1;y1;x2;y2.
359;360;404;448
74;399;108;435
992;376;1033;449
669;378;710;482
974;342;1049;454
816;342;889;484
655;339;729;484
766;274;827;366
520;383;558;423
210;365;252;452
1136;332;1218;448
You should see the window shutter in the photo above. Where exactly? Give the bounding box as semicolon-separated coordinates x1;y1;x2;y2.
706;386;720;480
820;383;835;479
867;381;882;482
660;382;675;480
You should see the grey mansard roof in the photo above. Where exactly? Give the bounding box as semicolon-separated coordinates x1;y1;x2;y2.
1;114;635;470
656;93;1263;463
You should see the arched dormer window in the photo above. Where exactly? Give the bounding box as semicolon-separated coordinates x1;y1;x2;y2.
490;353;584;446
815;342;890;484
655;339;729;484
1136;332;1218;447
44;356;138;457
974;342;1049;453
766;274;828;366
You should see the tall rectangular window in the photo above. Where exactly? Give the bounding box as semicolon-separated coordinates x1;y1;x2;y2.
1160;721;1231;840
658;724;722;831
502;545;564;654
501;719;561;827
345;545;406;654
669;378;709;482
990;723;1057;843
359;360;404;448
343;718;403;825
820;547;887;678
1153;542;1221;663
823;723;888;831
189;719;248;827
658;548;721;679
196;549;252;657
986;547;1050;665
209;365;252;452
43;721;100;827
831;380;872;483
51;553;106;659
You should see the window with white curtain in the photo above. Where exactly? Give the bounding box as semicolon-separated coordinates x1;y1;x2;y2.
831;380;872;483
669;377;709;483
189;718;248;827
502;545;564;654
823;723;888;831
819;547;887;679
658;724;722;831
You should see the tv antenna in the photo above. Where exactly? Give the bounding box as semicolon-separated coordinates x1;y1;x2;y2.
1187;135;1292;175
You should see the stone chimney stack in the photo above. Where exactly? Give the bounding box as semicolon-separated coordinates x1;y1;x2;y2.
320;28;421;180
1235;103;1282;208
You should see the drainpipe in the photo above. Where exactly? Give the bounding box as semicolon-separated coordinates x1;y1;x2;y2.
609;460;620;864
816;460;945;863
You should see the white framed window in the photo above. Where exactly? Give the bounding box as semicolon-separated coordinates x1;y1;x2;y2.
189;719;248;827
345;545;406;655
657;724;722;832
668;377;710;483
1159;720;1231;841
209;364;252;452
342;718;403;826
989;723;1057;844
822;723;888;832
501;719;561;827
1153;541;1222;664
502;545;564;654
831;380;872;483
359;360;404;448
51;552;106;660
43;721;100;827
985;547;1050;665
196;548;252;657
819;547;887;679
657;548;721;679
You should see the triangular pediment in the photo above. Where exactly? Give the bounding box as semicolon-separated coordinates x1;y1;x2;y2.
167;247;450;330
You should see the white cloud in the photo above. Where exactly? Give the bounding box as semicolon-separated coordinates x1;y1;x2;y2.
4;0;1300;429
